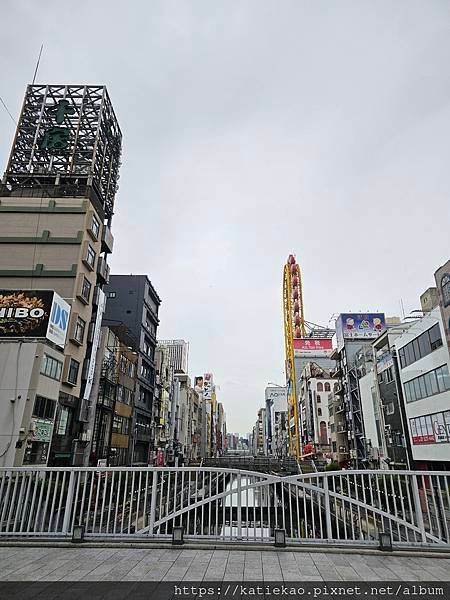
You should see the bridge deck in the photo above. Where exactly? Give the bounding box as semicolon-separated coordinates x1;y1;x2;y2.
0;546;449;581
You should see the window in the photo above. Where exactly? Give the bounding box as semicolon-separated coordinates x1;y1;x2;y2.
398;347;406;369
41;354;62;381
413;378;421;401
112;415;130;435
317;408;322;416
437;365;450;393
412;339;420;363
425;370;438;396
80;277;91;303
108;291;116;299
32;395;56;420
429;324;443;352
140;361;154;384
378;372;383;384
404;365;450;403
404;380;412;403
145;311;156;336
56;406;71;436
91;215;100;239
418;376;427;399
73;316;86;345
385;367;394;383
143;337;154;360
385;402;395;416
317;382;323;392
324;382;331;392
399;324;443;368
85;244;96;269
67;358;80;385
316;395;321;403
442;274;450;307
418;332;431;358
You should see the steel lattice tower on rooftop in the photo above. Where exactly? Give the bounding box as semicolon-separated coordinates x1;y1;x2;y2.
1;84;122;220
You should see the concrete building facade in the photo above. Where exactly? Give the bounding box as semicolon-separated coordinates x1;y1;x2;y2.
0;84;122;466
103;275;161;465
395;307;450;469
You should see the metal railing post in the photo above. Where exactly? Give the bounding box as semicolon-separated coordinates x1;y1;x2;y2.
148;470;158;537
62;471;76;535
237;473;242;539
323;475;332;541
411;474;427;544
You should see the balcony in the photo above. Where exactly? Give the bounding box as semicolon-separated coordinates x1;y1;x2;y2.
101;225;114;254
96;256;110;284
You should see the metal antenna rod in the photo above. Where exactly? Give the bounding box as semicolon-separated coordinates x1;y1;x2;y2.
32;43;44;85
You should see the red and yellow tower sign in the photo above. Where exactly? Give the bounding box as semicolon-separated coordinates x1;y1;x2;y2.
283;255;306;458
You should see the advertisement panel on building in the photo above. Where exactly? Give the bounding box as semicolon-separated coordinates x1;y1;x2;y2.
0;290;70;348
335;313;386;350
265;387;287;403
46;293;71;348
293;338;333;358
30;419;54;443
409;412;450;445
194;376;204;393
83;289;106;401
376;351;394;373
203;372;213;400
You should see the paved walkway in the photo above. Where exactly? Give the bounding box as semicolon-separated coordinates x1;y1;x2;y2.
0;547;449;582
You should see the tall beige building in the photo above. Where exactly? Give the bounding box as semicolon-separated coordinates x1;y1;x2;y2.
0;84;122;465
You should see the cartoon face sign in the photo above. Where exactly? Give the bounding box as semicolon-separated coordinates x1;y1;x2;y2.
360;319;370;330
373;317;382;331
345;318;355;331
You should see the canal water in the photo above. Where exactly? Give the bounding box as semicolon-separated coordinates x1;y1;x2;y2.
221;475;271;538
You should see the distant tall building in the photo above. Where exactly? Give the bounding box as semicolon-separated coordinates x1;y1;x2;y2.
157;339;189;373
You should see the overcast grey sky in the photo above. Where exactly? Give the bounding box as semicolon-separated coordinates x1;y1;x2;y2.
1;1;449;434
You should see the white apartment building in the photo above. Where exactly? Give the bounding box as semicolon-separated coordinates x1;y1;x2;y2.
157;340;189;373
298;363;333;456
395;307;450;469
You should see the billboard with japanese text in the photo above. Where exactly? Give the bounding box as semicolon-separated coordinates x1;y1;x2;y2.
335;313;386;350
293;338;333;358
203;372;213;400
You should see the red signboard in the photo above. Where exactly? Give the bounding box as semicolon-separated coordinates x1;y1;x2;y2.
294;338;333;357
412;435;436;445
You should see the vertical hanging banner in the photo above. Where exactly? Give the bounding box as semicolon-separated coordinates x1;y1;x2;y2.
83;289;106;401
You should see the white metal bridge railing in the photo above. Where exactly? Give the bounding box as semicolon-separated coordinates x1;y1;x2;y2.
0;467;449;548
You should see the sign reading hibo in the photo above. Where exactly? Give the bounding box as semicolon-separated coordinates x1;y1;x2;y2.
0;290;70;348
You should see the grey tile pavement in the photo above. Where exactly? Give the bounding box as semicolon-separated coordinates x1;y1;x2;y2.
0;546;449;582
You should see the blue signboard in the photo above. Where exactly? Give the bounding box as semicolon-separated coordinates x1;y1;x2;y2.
335;313;386;351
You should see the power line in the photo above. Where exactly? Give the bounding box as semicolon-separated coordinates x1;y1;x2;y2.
0;95;17;126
